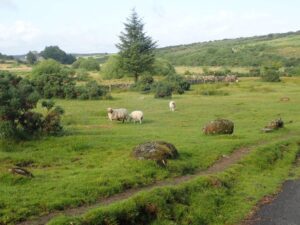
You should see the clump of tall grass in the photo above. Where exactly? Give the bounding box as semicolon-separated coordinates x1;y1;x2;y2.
194;83;229;96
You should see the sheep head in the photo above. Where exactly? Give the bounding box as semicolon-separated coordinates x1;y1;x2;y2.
107;108;113;113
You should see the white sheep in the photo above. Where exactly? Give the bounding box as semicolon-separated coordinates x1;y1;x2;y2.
169;101;176;112
107;108;129;123
129;111;144;124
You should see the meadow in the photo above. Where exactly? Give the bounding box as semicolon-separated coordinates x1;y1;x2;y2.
1;77;300;224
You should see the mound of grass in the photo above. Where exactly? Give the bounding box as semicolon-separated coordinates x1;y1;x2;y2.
194;83;230;96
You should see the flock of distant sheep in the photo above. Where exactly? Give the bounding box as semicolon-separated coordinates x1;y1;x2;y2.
107;101;176;124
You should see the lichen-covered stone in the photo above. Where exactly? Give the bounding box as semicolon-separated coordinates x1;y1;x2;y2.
203;119;234;135
132;141;179;161
264;118;284;131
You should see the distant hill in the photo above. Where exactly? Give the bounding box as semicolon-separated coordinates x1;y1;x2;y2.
72;53;109;57
0;53;14;60
156;31;300;67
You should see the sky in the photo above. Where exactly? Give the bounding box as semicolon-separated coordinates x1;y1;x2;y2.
0;0;299;55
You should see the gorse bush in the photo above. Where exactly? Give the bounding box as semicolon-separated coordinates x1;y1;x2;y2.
261;64;281;82
76;82;109;100
165;74;190;94
32;59;62;76
32;60;109;100
32;60;76;99
154;81;173;98
0;72;64;139
72;57;100;71
0;71;40;139
41;101;64;135
130;73;190;97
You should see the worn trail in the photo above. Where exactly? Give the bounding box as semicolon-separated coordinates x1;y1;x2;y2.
18;135;295;225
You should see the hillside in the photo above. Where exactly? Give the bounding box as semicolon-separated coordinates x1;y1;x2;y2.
157;31;300;67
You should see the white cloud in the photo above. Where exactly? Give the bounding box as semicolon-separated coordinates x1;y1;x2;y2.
0;21;40;42
0;21;41;53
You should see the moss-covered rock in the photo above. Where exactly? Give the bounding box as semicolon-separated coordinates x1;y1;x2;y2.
265;118;284;130
203;119;234;135
132;141;179;161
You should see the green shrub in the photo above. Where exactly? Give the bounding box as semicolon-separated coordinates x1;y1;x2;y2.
76;82;109;100
32;59;62;76
131;74;154;92
131;74;190;96
0;71;40;139
0;72;65;139
75;69;90;81
286;66;300;76
72;57;100;71
152;58;176;76
165;74;190;94
42;104;64;136
154;82;173;98
261;64;281;82
102;55;126;79
19;112;43;135
32;60;77;99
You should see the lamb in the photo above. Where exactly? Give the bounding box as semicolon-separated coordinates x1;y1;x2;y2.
107;108;129;123
169;101;176;112
129;111;144;124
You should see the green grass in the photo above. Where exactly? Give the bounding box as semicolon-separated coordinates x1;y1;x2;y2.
1;77;300;224
47;139;300;225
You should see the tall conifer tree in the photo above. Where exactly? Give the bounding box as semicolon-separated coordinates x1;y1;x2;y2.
116;9;156;82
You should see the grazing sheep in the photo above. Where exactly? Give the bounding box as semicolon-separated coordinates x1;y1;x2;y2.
129;110;144;124
169;101;176;111
107;108;129;123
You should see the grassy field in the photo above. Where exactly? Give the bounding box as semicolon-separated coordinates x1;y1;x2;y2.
1;77;300;224
49;138;300;225
0;62;32;78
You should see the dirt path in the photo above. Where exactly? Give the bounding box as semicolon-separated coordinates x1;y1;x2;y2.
17;135;294;225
